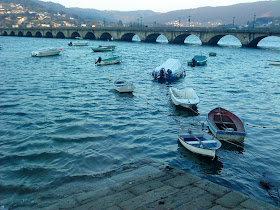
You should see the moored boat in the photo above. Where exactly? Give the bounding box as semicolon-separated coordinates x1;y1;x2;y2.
269;60;280;66
68;37;88;46
178;128;221;159
92;45;116;52
152;58;186;80
169;87;199;108
209;52;217;56
207;107;246;142
31;47;61;57
188;55;207;67
95;56;121;66
114;80;135;93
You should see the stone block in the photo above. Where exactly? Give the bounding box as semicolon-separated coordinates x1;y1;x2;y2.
194;179;232;197
143;185;208;209
73;190;135;210
216;191;249;208
163;173;201;188
179;193;217;209
240;198;280;210
75;187;114;205
128;179;166;196
119;185;179;210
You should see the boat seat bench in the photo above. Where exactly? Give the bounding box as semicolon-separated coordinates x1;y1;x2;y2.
183;139;217;144
214;121;235;125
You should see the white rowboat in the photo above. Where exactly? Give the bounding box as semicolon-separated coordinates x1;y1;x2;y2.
169;87;199;108
178;129;221;159
31;47;61;57
114;80;135;93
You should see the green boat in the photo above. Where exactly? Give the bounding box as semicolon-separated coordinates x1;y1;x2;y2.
209;52;217;56
188;55;208;67
95;56;121;66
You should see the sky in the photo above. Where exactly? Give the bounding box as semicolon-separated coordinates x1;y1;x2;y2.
41;0;267;12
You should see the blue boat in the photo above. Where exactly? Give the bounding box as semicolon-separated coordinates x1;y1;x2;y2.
152;58;186;80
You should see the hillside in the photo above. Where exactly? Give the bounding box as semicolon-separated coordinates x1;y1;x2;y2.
1;0;279;27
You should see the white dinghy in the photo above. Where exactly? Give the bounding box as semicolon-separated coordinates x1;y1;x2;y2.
169;87;199;108
31;47;61;57
178;128;221;159
114;80;135;93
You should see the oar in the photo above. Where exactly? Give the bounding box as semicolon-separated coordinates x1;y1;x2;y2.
187;130;210;149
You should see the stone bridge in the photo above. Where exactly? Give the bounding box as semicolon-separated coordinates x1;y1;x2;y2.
1;27;280;47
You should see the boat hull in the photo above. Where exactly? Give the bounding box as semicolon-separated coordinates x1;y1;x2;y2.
31;48;61;57
114;81;135;93
96;56;121;66
207;107;246;142
178;137;216;158
169;87;199;108
269;61;280;66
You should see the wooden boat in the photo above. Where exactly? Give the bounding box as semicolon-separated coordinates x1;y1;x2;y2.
68;37;88;46
209;52;217;56
95;56;121;66
169;87;199;108
92;45;116;52
152;58;186;80
31;47;61;57
178;128;221;159
114;80;135;93
269;60;280;66
188;55;207;67
207;107;246;142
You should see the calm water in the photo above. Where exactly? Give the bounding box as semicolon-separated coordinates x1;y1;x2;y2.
0;35;280;208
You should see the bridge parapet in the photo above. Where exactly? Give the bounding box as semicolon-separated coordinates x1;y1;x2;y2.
1;27;279;47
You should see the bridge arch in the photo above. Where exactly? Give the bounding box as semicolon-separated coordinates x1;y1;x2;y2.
45;31;53;38
26;31;32;37
247;36;267;47
35;31;42;37
2;31;8;36
173;34;191;44
218;35;242;47
10;31;15;36
184;34;202;45
85;32;95;40
100;32;112;41
121;33;136;42
71;32;80;38
56;31;65;38
145;33;161;43
18;31;23;36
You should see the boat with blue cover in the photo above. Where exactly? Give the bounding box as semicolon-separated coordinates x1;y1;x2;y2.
152;58;186;80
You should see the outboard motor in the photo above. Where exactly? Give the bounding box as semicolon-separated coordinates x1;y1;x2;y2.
158;68;166;79
68;42;72;46
95;57;102;64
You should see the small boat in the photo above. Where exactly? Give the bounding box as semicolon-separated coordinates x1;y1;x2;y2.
188;55;208;67
169;87;199;108
269;60;280;66
92;45;116;52
114;80;135;93
209;52;217;56
207;107;246;142
68;37;88;46
152;58;186;80
178;128;221;159
95;56;121;66
31;47;61;57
